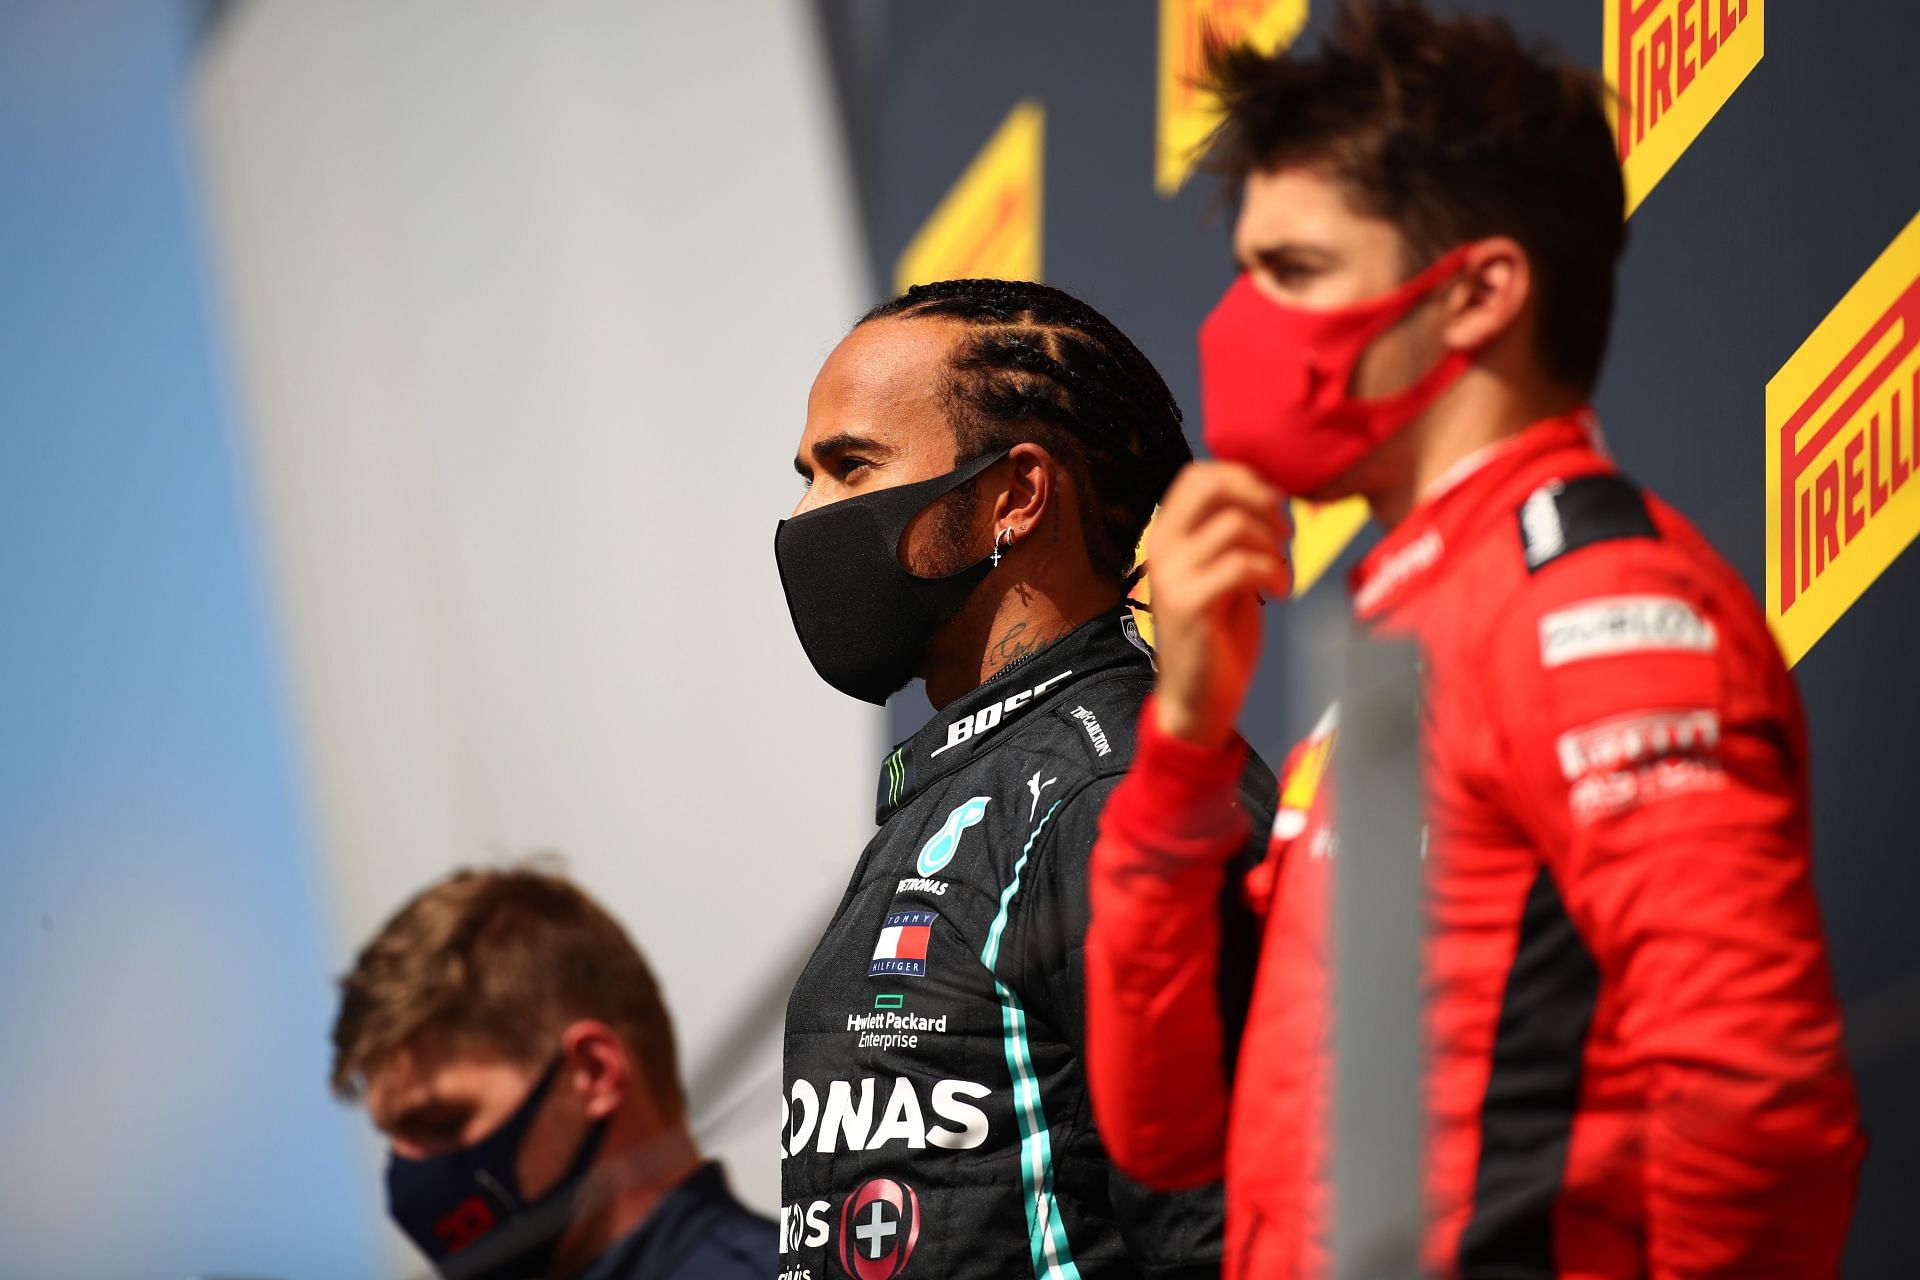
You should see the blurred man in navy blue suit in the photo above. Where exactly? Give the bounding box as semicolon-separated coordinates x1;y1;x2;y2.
331;866;773;1280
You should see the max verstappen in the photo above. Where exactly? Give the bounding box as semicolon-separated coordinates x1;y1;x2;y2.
774;278;1275;1280
1084;5;1864;1278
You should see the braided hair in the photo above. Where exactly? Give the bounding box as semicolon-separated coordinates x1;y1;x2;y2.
860;278;1192;583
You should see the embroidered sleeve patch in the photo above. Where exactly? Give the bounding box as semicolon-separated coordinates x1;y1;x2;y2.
1519;474;1660;572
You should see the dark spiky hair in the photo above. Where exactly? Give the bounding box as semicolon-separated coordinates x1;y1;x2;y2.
1207;1;1627;391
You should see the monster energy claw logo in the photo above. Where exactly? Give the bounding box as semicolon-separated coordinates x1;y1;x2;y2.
883;746;908;808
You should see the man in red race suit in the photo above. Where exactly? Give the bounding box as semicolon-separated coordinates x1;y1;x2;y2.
1083;4;1864;1277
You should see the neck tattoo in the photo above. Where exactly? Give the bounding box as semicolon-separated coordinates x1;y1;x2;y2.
983;620;1065;681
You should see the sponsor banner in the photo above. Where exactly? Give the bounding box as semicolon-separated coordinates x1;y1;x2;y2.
1570;757;1726;823
894;100;1043;292
1766;211;1920;665
1605;0;1764;216
1156;0;1309;195
930;671;1073;757
1291;495;1370;596
1555;708;1720;781
895;876;947;898
784;1077;992;1156
1539;595;1716;667
848;1007;950;1053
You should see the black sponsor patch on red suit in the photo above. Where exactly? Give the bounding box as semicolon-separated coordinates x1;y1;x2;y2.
1518;474;1660;573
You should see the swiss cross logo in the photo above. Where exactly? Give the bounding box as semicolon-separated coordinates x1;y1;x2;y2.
838;1177;922;1280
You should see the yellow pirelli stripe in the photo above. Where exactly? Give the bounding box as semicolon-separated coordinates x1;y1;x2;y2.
895;101;1044;292
1156;0;1308;196
1289;496;1369;597
1606;0;1764;216
1766;211;1920;666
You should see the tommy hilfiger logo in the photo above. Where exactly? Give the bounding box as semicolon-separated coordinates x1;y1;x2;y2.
870;911;936;978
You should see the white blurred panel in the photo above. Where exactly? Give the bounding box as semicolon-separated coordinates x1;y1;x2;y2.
191;0;874;1236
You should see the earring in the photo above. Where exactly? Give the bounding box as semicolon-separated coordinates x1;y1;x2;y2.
991;526;1015;567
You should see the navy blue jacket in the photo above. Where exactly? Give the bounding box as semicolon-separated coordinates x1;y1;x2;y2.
578;1162;774;1280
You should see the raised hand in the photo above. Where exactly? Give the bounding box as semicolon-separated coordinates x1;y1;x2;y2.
1146;462;1292;749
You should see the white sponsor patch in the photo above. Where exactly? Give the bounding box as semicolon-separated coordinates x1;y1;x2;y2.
1070;704;1111;757
1539;595;1717;668
1555;708;1720;781
1569;758;1727;823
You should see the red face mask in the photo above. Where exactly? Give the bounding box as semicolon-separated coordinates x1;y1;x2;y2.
1199;244;1478;496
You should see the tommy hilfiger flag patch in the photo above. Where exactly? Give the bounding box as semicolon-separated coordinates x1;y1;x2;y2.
869;910;936;977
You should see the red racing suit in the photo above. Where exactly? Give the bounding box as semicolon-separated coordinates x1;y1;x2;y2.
1085;412;1864;1278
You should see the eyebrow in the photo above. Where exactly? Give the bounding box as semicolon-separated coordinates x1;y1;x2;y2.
1238;240;1337;272
384;1099;459;1135
794;430;894;478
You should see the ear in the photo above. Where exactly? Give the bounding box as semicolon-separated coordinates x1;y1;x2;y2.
1439;236;1532;354
989;441;1057;543
560;1020;630;1121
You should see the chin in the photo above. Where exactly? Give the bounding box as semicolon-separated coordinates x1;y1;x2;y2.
1301;477;1360;505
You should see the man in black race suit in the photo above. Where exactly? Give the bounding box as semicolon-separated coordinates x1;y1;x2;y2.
772;278;1276;1280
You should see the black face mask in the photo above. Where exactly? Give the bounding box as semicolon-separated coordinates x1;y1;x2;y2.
386;1055;610;1280
775;450;1009;705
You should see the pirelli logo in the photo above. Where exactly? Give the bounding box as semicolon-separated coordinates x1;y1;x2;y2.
1156;0;1308;196
1767;212;1920;666
1605;0;1763;216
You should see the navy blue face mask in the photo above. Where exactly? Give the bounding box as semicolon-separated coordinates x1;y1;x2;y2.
386;1055;610;1280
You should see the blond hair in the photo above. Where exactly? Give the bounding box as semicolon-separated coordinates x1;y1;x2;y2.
330;865;683;1115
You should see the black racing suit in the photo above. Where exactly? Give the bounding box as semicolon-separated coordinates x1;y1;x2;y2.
780;610;1275;1280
